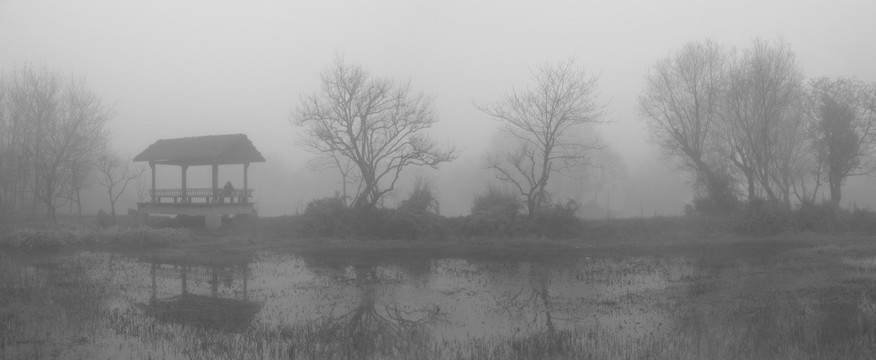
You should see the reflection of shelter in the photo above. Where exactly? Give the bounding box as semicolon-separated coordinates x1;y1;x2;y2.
133;134;265;228
141;256;261;332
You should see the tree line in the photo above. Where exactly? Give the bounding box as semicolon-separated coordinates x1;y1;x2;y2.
0;64;140;222
640;39;876;214
5;38;874;223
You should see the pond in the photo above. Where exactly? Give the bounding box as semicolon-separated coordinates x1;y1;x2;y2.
2;242;876;359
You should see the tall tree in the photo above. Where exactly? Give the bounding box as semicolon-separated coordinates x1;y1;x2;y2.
478;58;604;215
639;40;736;213
3;64;110;221
806;77;876;205
294;56;457;209
720;38;804;204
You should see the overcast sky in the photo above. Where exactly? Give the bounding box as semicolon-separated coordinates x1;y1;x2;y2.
2;0;875;216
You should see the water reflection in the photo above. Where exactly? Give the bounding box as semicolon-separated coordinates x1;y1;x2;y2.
58;251;696;358
313;263;443;359
138;255;261;332
495;263;572;356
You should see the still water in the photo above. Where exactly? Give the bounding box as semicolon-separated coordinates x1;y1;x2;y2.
6;250;695;359
10;243;869;359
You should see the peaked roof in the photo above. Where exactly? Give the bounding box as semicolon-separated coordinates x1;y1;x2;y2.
133;134;266;166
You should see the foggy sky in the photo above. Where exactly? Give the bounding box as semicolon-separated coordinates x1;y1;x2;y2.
2;0;875;217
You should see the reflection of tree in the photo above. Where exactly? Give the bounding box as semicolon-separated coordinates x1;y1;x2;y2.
500;263;571;356
321;264;442;359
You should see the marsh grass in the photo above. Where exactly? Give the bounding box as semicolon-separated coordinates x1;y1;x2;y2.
0;227;196;249
0;253;111;359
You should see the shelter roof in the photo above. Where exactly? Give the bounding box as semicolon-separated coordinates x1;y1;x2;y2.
133;134;266;166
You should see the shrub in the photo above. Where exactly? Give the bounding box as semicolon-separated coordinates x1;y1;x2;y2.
689;195;740;217
464;210;517;237
736;199;791;236
0;227;195;249
847;206;876;235
471;184;520;217
527;201;585;239
1;229;77;249
692;165;740;215
98;227;195;247
463;199;583;239
399;179;440;215
300;197;353;237
464;184;521;237
796;201;845;233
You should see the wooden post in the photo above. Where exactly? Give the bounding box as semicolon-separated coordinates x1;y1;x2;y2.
211;163;218;203
181;165;188;203
150;161;156;202
243;162;249;204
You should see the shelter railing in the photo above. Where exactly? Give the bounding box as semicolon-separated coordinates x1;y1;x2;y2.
149;188;254;204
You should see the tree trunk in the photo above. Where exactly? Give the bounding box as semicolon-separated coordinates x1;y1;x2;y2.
76;189;82;218
746;173;756;202
829;175;842;205
47;201;57;223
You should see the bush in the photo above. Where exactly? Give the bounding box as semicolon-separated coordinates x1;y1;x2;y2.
98;227;195;247
736;199;791;236
471;184;520;217
463;184;522;237
353;208;450;240
796;201;845;233
527;201;585;239
688;195;740;217
300;197;354;237
1;228;78;249
464;210;517;237
847;207;876;235
0;227;195;249
463;199;583;239
399;179;440;215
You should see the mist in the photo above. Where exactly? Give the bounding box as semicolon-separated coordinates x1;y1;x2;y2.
2;0;875;219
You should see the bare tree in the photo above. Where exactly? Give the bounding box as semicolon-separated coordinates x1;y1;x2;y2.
638;40;736;213
97;152;144;217
478;58;604;215
806;77;876;205
293;56;457;209
771;102;812;205
4;65;110;222
720;39;804;205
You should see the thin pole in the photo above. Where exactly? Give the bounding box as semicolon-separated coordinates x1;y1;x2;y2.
181;165;188;203
243;162;249;204
212;163;219;203
150;161;156;202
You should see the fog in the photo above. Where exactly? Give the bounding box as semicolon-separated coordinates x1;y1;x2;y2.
2;0;874;217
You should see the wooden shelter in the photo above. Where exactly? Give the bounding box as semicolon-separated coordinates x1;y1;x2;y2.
133;134;265;228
